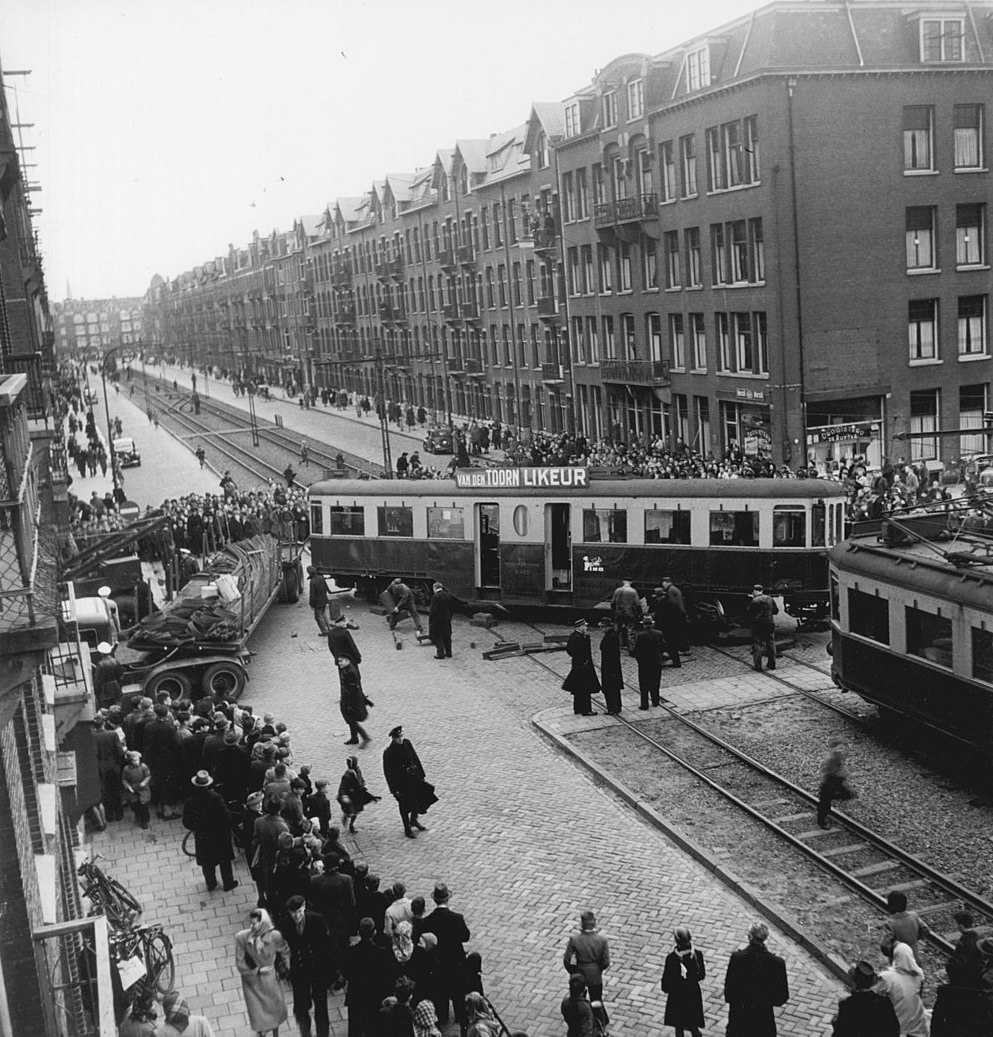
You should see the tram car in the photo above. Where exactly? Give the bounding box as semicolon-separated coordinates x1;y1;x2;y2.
308;467;846;626
829;503;993;759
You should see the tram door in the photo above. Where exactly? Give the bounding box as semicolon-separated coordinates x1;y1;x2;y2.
476;503;501;595
545;503;572;596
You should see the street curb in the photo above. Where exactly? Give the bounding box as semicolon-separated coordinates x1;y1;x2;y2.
531;708;851;987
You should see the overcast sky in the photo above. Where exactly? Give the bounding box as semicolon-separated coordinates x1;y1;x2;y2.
2;0;760;302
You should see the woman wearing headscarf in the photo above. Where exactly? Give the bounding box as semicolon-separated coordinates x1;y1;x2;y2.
660;926;706;1037
158;990;217;1036
235;908;289;1037
464;992;501;1037
874;940;928;1037
121;750;152;830
336;656;371;747
337;755;380;833
412;998;443;1037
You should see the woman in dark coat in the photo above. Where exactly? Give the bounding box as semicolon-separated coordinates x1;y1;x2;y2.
336;656;370;746
562;618;600;716
660;926;706;1036
337;755;379;833
599;625;623;715
182;770;238;893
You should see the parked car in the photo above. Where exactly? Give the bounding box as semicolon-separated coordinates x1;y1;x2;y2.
423;426;454;454
113;437;141;467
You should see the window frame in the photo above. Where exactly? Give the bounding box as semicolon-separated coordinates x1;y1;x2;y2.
627;78;644;121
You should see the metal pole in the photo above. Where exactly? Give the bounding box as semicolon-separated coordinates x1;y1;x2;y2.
377;349;392;475
248;389;260;447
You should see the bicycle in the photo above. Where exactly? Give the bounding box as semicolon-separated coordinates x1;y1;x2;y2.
77;856;142;929
109;922;175;996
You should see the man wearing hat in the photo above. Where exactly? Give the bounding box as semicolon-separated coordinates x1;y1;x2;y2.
830;960;899;1035
327;614;362;674
746;585;779;672
562;618;600;716
610;578;642;651
419;883;471;1032
428;581;455;660
308;565;331;636
632;616;668;709
92;642;124;710
281;894;334;1037
382;726;437;838
181;771;239;893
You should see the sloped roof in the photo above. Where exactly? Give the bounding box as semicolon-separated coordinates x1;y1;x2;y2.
530;101;565;140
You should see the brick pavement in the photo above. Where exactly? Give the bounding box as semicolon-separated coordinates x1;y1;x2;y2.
91;598;846;1036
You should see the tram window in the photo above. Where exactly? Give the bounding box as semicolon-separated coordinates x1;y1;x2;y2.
330;506;365;536
812;502;826;547
830;574;839;622
582;508;627;543
773;506;806;547
427;506;466;539
848;588;889;644
513;505;528;537
645;510;691;545
906;605;952;668
972;627;993;683
310;504;324;536
377;506;413;537
709;510;759;547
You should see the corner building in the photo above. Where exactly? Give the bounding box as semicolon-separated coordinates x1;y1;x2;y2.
554;0;993;469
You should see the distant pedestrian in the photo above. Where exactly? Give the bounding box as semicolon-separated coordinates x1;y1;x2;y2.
562;619;600;716
817;738;853;829
182;770;239;893
610;578;642;650
195;445;205;468
746;584;779;672
382;725;437;838
599;625;623;715
387;577;424;635
660;926;705;1037
830;960;899;1037
884;890;931;960
428;581;455;659
300;440;310;466
563;910;610;1002
723;923;789;1037
121;750;152;829
235;908;289;1036
336;656;371;747
92;642;123;709
656;576;689;658
633;617;667;709
283;464;296;488
308;566;330;636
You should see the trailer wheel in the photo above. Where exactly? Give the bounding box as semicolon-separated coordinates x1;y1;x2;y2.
145;670;193;700
201;661;247;699
278;563;301;604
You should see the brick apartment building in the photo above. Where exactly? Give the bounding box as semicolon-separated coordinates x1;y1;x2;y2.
1;54;109;1037
53;298;143;357
145;0;993;472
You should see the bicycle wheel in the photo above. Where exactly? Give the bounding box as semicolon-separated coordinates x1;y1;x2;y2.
99;877;142;927
144;931;175;995
181;831;196;858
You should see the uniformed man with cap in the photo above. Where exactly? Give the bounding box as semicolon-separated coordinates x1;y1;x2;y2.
382;725;436;838
92;642;124;709
97;585;121;636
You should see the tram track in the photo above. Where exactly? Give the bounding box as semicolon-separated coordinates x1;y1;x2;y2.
489;618;993;972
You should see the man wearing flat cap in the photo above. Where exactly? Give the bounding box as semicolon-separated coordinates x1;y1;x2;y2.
182;770;239;894
308;565;331;637
746;585;779;672
281;893;334;1037
382;726;437;839
830;961;899;1036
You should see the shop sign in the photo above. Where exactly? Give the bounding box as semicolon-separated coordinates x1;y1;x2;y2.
454;466;590;489
808;421;880;444
735;388;766;402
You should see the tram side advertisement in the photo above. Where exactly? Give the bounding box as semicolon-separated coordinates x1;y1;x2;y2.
454;466;590;489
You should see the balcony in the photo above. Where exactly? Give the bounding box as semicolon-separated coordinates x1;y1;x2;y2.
331;262;353;286
593;193;659;229
4;353;48;422
537;296;560;322
464;357;485;377
541;363;565;384
438;246;457;270
447;355;463;374
599;358;671;386
375;256;404;281
532;225;558;252
456;243;476;267
334;306;356;326
442;302;462;323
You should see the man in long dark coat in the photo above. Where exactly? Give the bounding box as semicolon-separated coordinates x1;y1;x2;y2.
281;894;334;1037
633;617;668;709
382;725;436;838
182;770;239;893
428;581;455;659
723;922;789;1036
562;618;600;715
143;704;183;819
327;615;362;674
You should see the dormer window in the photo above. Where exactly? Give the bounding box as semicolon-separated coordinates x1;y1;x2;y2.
627;78;644;121
921;17;964;61
603;90;617;129
686;46;710;92
565;102;580;138
536;132;550;170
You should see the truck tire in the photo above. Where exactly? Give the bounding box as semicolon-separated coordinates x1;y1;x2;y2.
144;670;193;700
201;661;246;699
279;564;301;604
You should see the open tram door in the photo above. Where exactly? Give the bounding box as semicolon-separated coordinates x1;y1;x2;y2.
475;503;501;597
546;503;572;599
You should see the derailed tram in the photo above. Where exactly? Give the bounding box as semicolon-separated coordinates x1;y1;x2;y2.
308;467;846;626
829;503;993;760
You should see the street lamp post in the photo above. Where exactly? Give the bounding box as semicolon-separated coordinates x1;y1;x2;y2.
99;346;125;494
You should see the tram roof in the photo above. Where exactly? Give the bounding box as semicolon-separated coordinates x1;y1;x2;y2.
829;537;993;607
309;476;848;501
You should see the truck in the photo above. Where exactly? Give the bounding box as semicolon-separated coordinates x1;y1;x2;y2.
70;532;303;701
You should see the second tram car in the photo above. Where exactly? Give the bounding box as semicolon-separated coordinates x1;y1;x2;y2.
308;468;846;624
829;505;993;759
